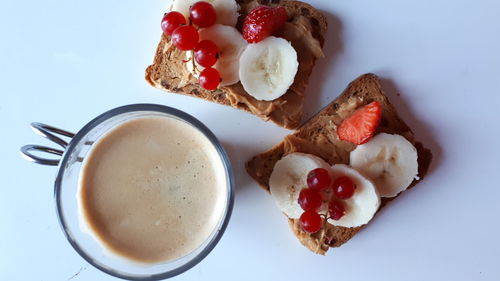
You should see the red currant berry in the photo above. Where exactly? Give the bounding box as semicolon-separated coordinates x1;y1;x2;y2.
171;25;199;51
328;200;346;221
306;168;332;191
161;11;187;36
332;176;356;199
194;40;218;68
189;1;217;28
297;188;322;211
299;211;322;233
199;67;220;90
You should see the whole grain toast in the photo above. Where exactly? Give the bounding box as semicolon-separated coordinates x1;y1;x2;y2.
246;73;433;254
145;0;328;129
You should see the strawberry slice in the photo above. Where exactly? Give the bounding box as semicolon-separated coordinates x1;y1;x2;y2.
242;6;288;43
337;101;382;145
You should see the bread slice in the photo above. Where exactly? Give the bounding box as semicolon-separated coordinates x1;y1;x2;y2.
246;73;433;254
145;0;328;129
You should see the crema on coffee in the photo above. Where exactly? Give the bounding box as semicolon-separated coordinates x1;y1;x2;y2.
77;116;227;264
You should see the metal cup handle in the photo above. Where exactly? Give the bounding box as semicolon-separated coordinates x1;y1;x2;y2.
20;123;75;166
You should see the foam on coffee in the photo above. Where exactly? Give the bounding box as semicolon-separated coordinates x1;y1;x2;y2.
77;116;227;264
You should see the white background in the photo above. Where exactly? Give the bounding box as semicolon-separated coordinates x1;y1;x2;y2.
1;0;500;280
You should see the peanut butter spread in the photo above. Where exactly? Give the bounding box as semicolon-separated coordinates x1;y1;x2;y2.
146;0;327;129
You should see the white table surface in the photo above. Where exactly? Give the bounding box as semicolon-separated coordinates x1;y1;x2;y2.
2;0;500;280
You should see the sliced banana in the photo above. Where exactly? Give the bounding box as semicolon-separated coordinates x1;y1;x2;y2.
238;36;299;101
269;153;330;219
186;24;247;86
350;133;419;198
171;0;239;27
327;164;380;228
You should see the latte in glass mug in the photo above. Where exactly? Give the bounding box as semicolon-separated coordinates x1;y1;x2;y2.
77;116;227;264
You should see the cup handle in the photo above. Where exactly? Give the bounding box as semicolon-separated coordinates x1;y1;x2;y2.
20;123;75;166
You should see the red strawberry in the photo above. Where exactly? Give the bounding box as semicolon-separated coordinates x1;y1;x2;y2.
337;101;382;145
242;6;288;43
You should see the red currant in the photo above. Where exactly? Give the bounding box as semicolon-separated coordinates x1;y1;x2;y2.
189;1;217;28
161;11;187;36
194;40;218;68
307;168;332;191
332;176;356;199
171;25;199;51
299;211;322;233
328;200;346;221
297;188;322;211
199;67;220;90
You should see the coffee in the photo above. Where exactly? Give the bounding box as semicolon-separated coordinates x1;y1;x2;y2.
77;116;227;264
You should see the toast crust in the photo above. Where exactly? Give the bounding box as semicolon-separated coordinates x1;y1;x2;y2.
246;73;433;254
145;0;328;129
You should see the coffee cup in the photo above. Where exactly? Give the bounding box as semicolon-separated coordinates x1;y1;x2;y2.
21;104;234;280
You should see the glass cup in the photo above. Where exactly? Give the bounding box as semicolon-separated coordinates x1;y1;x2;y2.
20;104;235;280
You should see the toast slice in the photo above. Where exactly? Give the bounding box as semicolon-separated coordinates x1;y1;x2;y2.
145;0;327;129
246;73;433;254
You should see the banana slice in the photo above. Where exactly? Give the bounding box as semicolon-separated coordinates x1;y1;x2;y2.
186;24;247;86
269;153;330;219
171;0;239;27
327;165;380;228
350;133;419;198
238;36;299;101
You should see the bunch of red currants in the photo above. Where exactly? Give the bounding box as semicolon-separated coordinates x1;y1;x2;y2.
161;1;221;90
298;168;357;233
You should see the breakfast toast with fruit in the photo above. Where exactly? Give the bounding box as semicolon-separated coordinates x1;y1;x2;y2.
246;73;433;254
145;0;327;129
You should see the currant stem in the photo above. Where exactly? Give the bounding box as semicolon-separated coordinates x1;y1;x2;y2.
318;213;332;248
190;50;200;73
